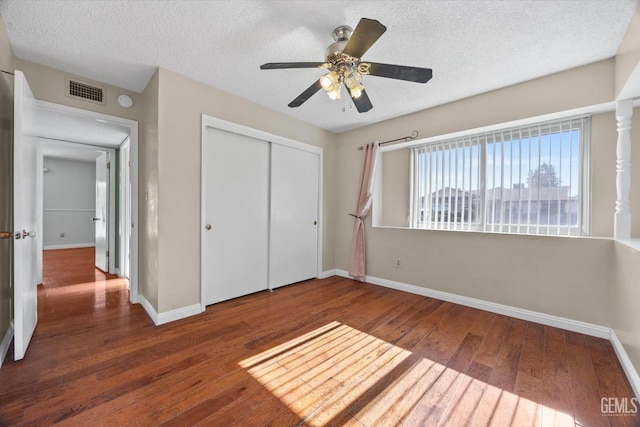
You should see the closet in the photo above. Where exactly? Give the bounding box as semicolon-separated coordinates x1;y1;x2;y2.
201;119;321;306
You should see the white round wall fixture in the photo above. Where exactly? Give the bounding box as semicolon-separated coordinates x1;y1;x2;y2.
118;94;133;108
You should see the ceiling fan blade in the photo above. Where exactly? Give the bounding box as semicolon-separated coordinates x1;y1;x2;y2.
288;80;323;108
342;18;387;59
364;62;433;83
347;86;373;113
260;62;328;70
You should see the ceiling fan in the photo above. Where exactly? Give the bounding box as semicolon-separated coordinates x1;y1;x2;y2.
260;18;433;113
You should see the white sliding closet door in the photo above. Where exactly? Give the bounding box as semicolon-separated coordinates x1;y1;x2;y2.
202;127;269;305
269;144;319;289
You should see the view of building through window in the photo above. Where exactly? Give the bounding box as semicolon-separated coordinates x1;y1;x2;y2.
411;117;588;236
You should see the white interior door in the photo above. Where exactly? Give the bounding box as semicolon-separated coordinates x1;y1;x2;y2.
269;144;319;289
202;127;269;305
95;152;108;272
13;70;39;361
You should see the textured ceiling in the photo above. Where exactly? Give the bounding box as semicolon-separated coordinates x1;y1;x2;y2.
33;107;131;147
1;0;638;133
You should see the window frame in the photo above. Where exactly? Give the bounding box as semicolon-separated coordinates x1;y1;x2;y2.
407;116;591;237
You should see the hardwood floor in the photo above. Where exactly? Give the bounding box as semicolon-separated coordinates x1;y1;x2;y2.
0;247;637;426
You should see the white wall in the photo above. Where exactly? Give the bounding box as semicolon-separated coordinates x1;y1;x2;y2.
43;156;95;249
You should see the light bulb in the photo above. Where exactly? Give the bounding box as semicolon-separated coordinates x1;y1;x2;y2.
350;87;362;99
344;70;361;89
328;86;341;100
320;74;334;90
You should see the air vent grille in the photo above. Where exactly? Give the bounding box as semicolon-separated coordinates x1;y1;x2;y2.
65;77;106;105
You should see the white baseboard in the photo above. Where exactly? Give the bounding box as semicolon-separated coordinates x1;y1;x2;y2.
334;269;639;398
44;243;95;250
138;295;203;326
335;269;610;338
138;294;158;325
610;330;640;399
0;322;14;368
156;304;203;326
319;269;336;279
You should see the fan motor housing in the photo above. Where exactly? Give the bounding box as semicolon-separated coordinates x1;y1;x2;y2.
332;25;353;42
325;40;348;62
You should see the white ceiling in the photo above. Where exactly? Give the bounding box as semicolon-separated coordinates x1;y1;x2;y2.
42;145;101;163
1;1;638;133
33;107;131;147
22;103;130;162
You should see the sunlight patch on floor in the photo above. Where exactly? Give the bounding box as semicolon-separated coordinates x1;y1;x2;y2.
240;322;575;426
40;278;127;297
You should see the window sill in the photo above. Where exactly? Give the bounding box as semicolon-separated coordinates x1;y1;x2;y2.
615;238;640;252
372;224;616;241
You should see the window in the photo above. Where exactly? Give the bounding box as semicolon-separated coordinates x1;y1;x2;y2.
410;116;590;236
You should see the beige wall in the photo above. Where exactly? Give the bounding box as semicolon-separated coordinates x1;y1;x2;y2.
335;60;620;327
0;17;11;72
632;112;640;239
369;227;613;325
154;68;336;313
613;242;640;379
14;59;144;123
380;150;410;227
616;5;640;99
591;111;617;237
0;16;14;360
139;69;159;310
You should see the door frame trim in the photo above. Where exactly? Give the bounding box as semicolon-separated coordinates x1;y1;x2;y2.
119;138;131;280
200;114;323;311
33;100;139;304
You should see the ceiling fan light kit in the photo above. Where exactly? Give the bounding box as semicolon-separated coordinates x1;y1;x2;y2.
260;18;433;113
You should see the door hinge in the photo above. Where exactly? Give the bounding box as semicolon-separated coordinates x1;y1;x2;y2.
106;250;109;258
107;162;111;169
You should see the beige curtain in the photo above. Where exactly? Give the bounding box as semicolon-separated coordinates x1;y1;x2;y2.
349;141;380;282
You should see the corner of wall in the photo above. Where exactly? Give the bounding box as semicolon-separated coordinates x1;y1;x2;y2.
612;241;640;397
138;68;160;312
615;5;640;99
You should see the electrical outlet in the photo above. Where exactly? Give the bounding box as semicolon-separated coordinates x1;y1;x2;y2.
60;232;65;238
395;258;403;268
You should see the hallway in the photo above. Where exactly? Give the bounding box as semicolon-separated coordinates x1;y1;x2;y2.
39;247;130;321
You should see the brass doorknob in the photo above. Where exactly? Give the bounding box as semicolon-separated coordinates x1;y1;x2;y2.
0;231;11;239
205;224;212;230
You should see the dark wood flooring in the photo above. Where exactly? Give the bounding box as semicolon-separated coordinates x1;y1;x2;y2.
0;247;637;426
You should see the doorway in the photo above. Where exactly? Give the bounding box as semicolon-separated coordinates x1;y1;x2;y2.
40;142;116;271
31;101;139;303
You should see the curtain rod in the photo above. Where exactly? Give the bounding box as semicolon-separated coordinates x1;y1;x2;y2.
357;130;418;150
